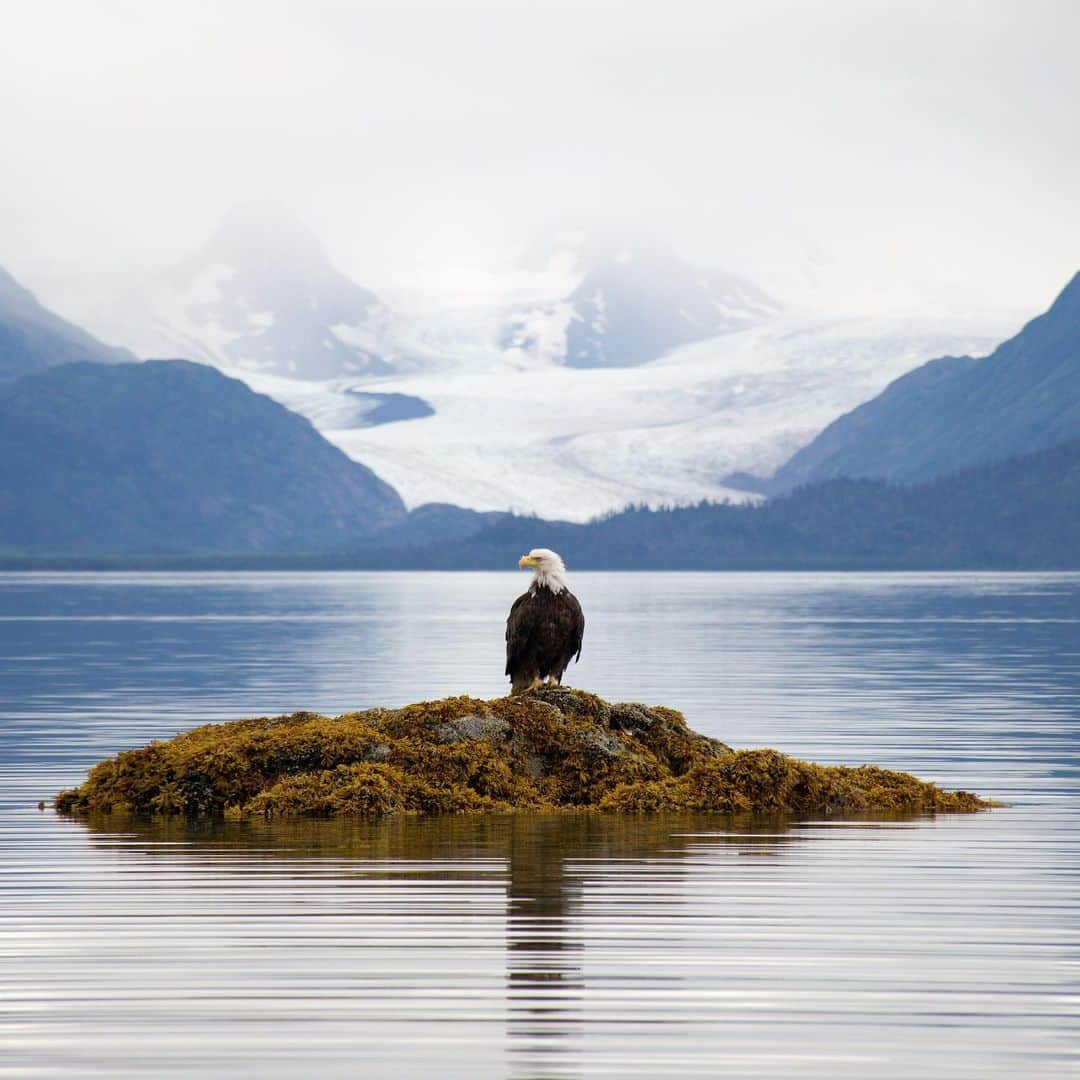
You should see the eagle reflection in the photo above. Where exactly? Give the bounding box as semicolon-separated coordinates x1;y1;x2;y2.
499;813;794;1059
504;815;588;1041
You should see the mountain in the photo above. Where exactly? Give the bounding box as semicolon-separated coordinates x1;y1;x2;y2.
24;224;1015;520
0;360;406;555
770;271;1080;490
90;204;393;380
370;503;510;548
502;237;779;368
0;265;132;382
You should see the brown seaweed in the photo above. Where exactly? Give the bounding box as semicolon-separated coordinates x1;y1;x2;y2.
55;687;991;819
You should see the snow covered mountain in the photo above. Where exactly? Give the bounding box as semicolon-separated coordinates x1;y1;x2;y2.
92;204;393;380
502;237;779;368
48;211;1022;521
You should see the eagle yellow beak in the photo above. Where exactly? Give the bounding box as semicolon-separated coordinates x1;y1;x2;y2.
518;555;537;568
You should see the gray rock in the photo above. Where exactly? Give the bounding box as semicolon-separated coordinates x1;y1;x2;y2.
608;703;657;732
570;726;626;759
433;713;510;745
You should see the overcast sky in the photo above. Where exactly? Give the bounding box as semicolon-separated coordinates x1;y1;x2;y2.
2;0;1077;315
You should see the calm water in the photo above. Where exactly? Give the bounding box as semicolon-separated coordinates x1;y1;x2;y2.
1;571;1078;1078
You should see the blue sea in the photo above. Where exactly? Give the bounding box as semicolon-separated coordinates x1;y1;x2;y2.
1;571;1078;1077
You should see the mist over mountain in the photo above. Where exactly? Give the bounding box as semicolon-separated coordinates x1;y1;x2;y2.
92;204;393;380
0;360;406;555
770;271;1080;490
0;265;132;382
503;236;779;368
13;211;1020;521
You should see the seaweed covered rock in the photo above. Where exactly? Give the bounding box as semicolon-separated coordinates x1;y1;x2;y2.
55;688;989;819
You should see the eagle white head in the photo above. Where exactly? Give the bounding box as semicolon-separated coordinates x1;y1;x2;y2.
518;548;569;594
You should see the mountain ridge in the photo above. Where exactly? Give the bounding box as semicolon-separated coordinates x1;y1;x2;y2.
5;437;1077;569
0;265;133;381
770;270;1080;489
0;359;406;554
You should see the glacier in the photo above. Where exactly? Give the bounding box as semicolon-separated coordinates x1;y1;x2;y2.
234;310;1014;521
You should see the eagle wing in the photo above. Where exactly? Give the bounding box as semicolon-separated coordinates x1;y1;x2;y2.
505;591;535;676
566;591;585;663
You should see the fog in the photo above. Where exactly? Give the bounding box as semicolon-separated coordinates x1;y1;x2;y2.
2;0;1077;315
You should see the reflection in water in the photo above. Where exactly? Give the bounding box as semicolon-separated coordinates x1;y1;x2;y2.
63;810;895;1077
504;816;587;1053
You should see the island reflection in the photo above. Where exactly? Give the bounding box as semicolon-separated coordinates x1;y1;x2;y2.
70;809;925;1071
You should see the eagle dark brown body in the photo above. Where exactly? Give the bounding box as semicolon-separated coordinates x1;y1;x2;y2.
506;548;585;694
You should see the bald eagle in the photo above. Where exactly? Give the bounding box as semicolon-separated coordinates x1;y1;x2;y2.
506;548;585;695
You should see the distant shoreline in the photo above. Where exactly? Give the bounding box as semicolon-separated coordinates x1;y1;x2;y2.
2;556;1078;572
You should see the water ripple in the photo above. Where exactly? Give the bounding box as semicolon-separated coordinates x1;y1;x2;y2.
1;572;1078;1078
